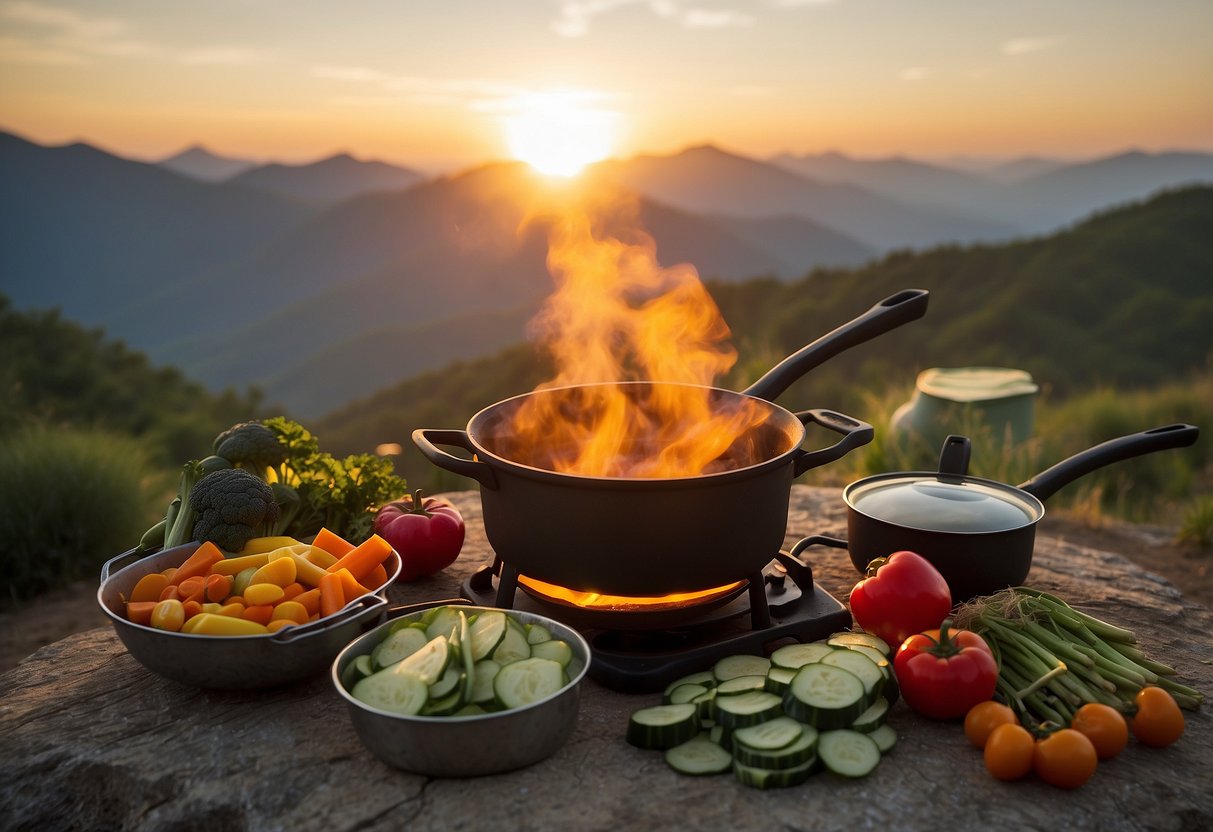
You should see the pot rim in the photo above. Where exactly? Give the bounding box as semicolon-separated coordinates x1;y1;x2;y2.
462;380;807;487
843;469;1046;535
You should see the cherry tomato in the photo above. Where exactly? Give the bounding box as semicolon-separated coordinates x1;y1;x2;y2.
965;700;1019;749
1131;686;1185;748
1070;702;1129;760
983;723;1035;781
1033;728;1098;789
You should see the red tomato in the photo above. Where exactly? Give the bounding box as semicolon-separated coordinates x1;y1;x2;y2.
374;490;466;581
893;620;998;720
849;550;953;650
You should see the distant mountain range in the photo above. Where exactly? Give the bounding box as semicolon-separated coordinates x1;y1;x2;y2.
3;128;1211;418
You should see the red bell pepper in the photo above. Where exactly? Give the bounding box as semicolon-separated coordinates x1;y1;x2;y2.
848;550;952;650
373;490;466;581
894;619;999;720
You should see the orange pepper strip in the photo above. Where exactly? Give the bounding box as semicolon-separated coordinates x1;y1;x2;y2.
130;573;169;603
333;568;371;602
366;563;389;588
242;604;275;625
125;601;157;626
205;573;233;603
280;581;305;602
326;534;391;583
168;542;224;587
294;588;321;617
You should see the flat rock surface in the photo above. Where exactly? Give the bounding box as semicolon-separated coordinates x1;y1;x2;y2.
2;486;1210;832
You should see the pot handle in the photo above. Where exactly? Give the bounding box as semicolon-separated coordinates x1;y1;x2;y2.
412;429;499;490
742;289;929;402
791;409;875;477
937;434;972;480
1018;423;1201;502
99;546;148;584
270;592;390;643
383;598;472;620
789;534;849;560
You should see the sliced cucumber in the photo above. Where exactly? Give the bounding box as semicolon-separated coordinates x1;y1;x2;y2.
765;666;797;693
732;756;818;789
424;606;465;641
827;631;892;658
713;690;783;728
817;729;882;778
783;664;869;729
493;656;564;709
491;619;532;665
770;641;834;670
850;697;889;733
371;626;429;670
666;683;709;706
453;703;486;717
530;638;573;668
459;611;475;703
714;675;768;697
732;725;819;771
340;653;374;690
525;622;553;645
627;703;700;750
469;610;508;661
714;653;772;682
350;667;429;715
395;633;452;685
420;678;466;716
663;670;716;699
709;722;733;751
819;648;885;699
870;723;898;753
732;716;804;751
664;738;732;776
830;641;890;668
691;688;717;722
428;664;463;699
470;658;501;704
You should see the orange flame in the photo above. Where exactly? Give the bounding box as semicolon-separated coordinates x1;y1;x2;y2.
506;186;770;478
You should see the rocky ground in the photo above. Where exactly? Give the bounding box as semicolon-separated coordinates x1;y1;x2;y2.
1;510;1208;674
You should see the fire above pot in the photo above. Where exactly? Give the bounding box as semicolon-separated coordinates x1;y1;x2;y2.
414;289;928;597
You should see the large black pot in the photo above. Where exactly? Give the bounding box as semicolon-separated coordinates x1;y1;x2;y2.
841;423;1200;603
414;289;929;596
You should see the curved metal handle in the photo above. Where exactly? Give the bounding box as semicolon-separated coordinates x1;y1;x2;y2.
789;534;849;560
412;429;499;490
99;546;153;584
791;409;875;477
270;593;389;643
937;434;972;480
1019;423;1200;502
743;289;929;402
384;598;472;621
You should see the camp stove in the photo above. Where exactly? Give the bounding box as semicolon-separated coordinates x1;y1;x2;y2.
461;535;851;693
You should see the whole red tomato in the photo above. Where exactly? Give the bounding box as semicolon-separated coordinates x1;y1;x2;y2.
849;550;953;650
374;490;466;581
893;619;998;720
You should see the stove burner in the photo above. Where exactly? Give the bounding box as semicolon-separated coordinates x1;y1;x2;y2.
461;535;851;692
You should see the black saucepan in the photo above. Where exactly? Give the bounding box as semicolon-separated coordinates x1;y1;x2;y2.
414;289;928;596
841;423;1201;602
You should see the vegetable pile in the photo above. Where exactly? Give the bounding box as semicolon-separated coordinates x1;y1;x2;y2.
341;605;579;716
138;418;409;555
123;530;395;636
952;587;1203;727
625;632;898;789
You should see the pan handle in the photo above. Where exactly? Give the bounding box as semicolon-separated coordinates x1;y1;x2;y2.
742;289;929;402
99;546;149;583
412;429;499;490
1018;423;1200;502
789;534;849;560
270;593;390;643
791;409;875;477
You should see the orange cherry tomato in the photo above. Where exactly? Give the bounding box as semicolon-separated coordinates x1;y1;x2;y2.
1070;702;1129;760
1033;728;1098;789
983;723;1035;781
1131;686;1185;748
965;701;1019;749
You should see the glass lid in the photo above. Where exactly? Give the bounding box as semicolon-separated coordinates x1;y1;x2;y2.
848;474;1042;533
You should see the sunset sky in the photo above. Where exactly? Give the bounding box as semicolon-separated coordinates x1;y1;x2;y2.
1;0;1211;173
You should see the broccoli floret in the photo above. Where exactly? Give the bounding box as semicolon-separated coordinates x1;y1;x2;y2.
213;421;287;472
188;468;281;552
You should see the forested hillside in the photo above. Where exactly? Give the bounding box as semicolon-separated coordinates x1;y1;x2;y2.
315;186;1213;492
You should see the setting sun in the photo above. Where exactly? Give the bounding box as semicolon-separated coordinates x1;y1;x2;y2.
503;91;619;177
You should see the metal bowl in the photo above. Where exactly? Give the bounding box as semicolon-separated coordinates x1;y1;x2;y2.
98;542;402;690
332;604;590;777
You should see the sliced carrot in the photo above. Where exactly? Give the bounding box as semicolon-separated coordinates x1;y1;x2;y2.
294;588;322;617
130;573;170;603
318;572;345;618
158;584;181;602
333;568;370;603
167;541;224;586
205;573;233;603
280;581;305;602
366;563;389;588
181;600;204;621
312;527;355;558
326;534;391;582
242;604;275;625
159;567;178;581
266;619;297;633
125;600;158;626
178;575;207;604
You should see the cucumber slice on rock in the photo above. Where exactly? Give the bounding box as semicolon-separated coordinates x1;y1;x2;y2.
628;703;700;750
664;738;733;776
818;729;882;778
783;664;868;729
